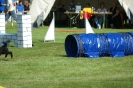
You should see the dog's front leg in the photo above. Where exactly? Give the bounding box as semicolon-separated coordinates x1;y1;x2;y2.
8;51;13;58
5;53;8;58
5;51;13;58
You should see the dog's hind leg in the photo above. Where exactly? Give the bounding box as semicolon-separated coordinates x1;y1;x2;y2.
5;52;13;58
5;53;8;58
9;52;13;58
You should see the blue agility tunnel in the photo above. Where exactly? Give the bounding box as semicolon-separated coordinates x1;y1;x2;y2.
65;32;133;58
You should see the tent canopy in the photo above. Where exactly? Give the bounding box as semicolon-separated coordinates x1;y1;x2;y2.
29;0;133;26
118;0;133;22
29;0;55;24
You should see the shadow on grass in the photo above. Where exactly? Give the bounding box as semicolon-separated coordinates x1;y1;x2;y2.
0;58;10;61
58;55;68;57
56;55;81;58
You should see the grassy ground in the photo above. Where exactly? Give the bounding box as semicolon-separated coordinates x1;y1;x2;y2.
0;22;133;88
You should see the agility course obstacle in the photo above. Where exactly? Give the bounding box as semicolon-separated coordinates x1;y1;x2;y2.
44;12;55;42
65;32;133;58
85;18;94;34
0;14;32;48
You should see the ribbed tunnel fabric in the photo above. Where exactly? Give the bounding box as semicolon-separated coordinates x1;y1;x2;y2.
65;32;133;58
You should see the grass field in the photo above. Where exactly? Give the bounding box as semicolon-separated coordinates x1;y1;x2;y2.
0;22;133;88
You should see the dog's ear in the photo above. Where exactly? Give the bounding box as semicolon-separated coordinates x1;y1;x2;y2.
2;41;7;46
2;41;5;44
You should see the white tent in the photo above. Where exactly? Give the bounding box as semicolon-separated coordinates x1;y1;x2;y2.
29;0;133;26
29;0;55;26
118;0;133;22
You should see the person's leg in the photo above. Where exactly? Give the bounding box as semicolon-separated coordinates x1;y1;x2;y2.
80;19;85;28
99;17;103;27
95;17;101;29
5;12;11;25
94;17;99;28
10;10;17;21
97;17;103;29
108;14;113;28
112;17;118;28
83;18;86;28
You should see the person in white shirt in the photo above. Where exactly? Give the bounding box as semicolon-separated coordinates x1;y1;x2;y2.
5;0;17;25
13;0;17;13
94;2;107;29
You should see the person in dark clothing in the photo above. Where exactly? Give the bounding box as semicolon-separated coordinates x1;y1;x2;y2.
24;1;30;14
108;2;120;28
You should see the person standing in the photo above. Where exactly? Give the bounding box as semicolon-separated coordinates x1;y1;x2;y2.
16;1;24;14
94;2;107;29
24;0;30;14
13;0;17;13
108;2;120;28
5;0;17;24
0;0;6;13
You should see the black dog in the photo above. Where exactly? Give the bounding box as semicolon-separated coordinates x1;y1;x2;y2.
0;41;13;58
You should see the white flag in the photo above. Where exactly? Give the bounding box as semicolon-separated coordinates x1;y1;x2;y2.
85;18;94;34
44;12;55;42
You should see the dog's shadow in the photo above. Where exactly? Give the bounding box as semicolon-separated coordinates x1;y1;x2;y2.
0;58;10;61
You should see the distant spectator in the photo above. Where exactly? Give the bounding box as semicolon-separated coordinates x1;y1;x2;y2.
13;0;17;7
16;1;24;14
0;0;6;13
5;0;17;25
58;4;66;13
94;2;107;29
13;0;17;12
108;2;120;28
24;1;30;14
80;3;92;20
79;3;92;28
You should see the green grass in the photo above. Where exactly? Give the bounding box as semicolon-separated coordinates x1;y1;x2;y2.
0;22;133;88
